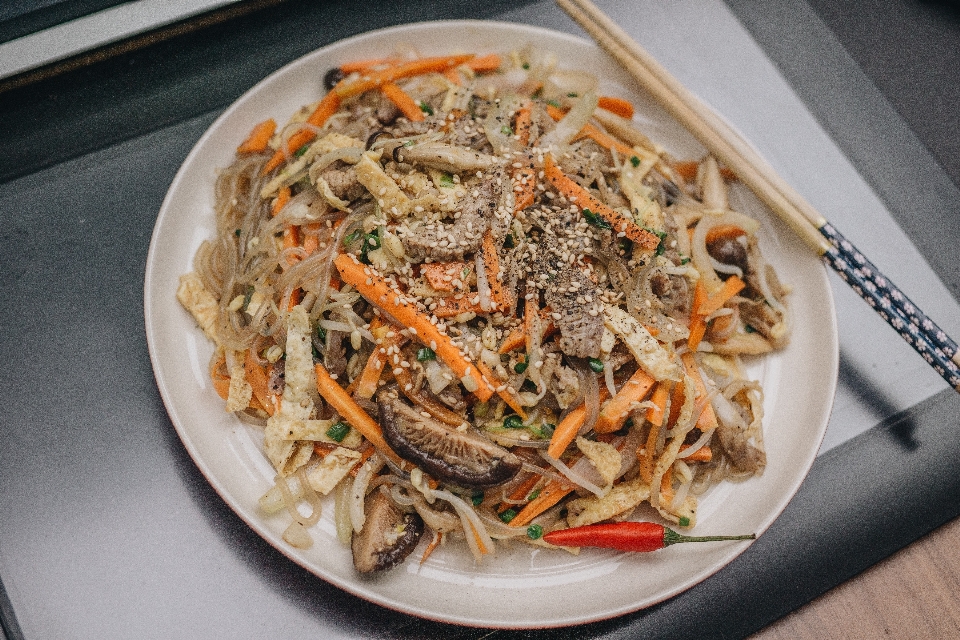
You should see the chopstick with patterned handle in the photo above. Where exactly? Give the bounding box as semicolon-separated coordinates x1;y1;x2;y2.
556;0;960;391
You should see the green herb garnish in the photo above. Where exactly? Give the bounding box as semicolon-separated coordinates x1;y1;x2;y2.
417;347;436;361
514;356;528;374
630;155;641;167
326;421;350;443
438;172;454;188
294;144;310;157
419;101;434;115
678;516;691;527
526;524;544;540
500;508;518;523
472;491;484;507
343;229;361;246
583;208;612;230
588;358;604;373
504;233;515;249
503;414;524;429
501;125;514;136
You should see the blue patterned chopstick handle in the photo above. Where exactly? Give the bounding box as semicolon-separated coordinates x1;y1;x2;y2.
821;241;960;391
820;222;960;362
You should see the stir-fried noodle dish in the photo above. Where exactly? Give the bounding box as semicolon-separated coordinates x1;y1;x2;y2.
177;47;789;572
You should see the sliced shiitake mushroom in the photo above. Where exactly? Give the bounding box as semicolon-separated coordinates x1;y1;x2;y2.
378;391;522;489
352;489;424;574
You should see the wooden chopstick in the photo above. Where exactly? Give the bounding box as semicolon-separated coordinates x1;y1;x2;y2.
556;0;960;390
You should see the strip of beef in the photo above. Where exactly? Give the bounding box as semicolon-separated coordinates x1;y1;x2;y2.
318;162;366;203
401;171;504;262
542;258;604;359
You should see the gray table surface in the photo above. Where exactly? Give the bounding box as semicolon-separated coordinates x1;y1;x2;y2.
1;0;959;638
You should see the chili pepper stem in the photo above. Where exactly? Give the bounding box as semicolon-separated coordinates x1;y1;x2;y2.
662;527;756;547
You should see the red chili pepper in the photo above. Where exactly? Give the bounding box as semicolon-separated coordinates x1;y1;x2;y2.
542;521;755;552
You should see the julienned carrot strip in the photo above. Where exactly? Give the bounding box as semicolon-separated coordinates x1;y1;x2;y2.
673;160;699;183
237;118;276;154
679;444;713;463
680;352;718;431
666;378;685;427
302;222;321;257
466;53;501;72
594;368;655;434
211;354;231;400
546;386;611;459
512;166;537;212
334;54;475;98
348;445;376;477
687;279;708;352
671;159;738;184
334;253;493;401
431;295;483;318
647;381;671;426
314;361;402;465
698;274;745;316
575;122;635;157
705;224;747;244
262;91;341;174
498;309;556;354
420;261;469;292
420;531;443;564
660;465;674;504
339;57;401;73
514;101;532;147
597;96;634;119
509;478;573;527
353;317;386;399
244;348;275;416
481;231;510;312
271;186;291;216
544;104;635;157
380;82;425;122
474;359;526;419
443;67;462;85
543;154;660;250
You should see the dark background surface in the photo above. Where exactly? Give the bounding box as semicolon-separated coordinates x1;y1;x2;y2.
1;1;959;638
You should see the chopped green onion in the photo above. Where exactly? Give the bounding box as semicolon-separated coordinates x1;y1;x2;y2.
471;492;484;507
326;422;350;443
294;144;310;157
416;347;436;361
526;524;544;540
438;172;454;188
419;101;434;115
343;229;361;245
745;324;757;333
234;228;241;237
541;423;556;438
504;233;515;249
588;358;604;373
546;99;561;108
501;125;514;136
316;325;327;342
513;357;528;374
500;508;518;523
678;516;691;527
630;155;641;167
522;62;530;70
583;208;612;230
527;488;541;501
503;415;524;429
567;92;579;98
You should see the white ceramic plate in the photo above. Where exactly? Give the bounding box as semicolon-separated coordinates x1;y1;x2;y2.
144;20;838;629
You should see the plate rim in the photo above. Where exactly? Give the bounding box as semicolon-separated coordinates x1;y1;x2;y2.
144;17;839;629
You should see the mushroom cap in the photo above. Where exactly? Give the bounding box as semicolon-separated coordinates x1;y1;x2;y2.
378;392;522;489
352;489;424;574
